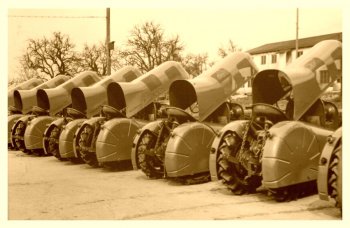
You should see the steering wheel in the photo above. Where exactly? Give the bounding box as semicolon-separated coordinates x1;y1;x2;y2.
66;107;86;119
252;103;288;123
32;105;49;116
165;106;197;122
101;105;126;118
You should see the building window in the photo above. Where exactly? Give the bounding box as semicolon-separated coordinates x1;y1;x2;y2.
320;70;330;84
271;54;277;63
261;55;266;65
297;51;303;57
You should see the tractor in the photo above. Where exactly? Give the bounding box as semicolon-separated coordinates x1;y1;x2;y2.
9;75;70;150
42;66;141;162
73;61;189;169
131;52;258;184
11;71;101;155
209;40;341;201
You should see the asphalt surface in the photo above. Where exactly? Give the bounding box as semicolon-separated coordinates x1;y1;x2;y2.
8;150;341;220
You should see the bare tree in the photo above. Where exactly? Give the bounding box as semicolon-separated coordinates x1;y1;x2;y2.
120;21;184;73
181;53;208;78
20;32;80;79
79;42;108;76
77;42;124;76
218;39;242;58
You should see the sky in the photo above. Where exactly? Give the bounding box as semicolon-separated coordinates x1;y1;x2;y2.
6;2;343;80
1;0;350;225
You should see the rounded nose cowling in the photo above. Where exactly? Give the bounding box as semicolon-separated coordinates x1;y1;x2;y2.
71;86;106;117
12;75;71;114
14;90;38;114
8;78;43;107
37;87;71;115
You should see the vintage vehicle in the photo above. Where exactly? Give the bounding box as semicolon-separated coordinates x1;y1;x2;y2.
131;52;258;184
11;71;101;155
8;75;70;149
318;127;342;210
8;78;44;112
43;66;141;161
209;40;342;200
74;61;189;169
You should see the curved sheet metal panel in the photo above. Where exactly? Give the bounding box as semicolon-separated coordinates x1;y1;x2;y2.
107;61;190;118
252;40;342;120
169;52;258;121
8;78;43;108
36;71;100;115
71;66;141;118
14;75;70;114
262;121;332;189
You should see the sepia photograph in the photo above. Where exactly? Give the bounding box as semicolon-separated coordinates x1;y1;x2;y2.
2;0;348;224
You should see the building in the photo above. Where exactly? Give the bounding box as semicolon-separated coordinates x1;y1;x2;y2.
237;32;342;94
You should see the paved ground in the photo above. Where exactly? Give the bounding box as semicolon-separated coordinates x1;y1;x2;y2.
8;150;341;220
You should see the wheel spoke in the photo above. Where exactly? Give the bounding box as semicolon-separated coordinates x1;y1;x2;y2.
78;124;99;167
216;131;260;195
138;131;165;179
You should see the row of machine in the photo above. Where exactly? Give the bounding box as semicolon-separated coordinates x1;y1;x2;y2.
8;40;342;210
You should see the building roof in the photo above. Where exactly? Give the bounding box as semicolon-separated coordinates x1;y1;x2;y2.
247;32;342;55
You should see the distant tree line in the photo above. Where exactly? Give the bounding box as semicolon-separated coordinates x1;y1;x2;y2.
11;21;241;85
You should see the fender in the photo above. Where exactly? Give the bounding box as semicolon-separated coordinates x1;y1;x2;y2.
8;114;24;146
164;122;219;178
317;127;342;201
59;118;86;159
209;120;248;181
131;120;163;170
73;116;105;158
262;121;332;189
43;117;67;155
24;116;57;150
96;118;148;164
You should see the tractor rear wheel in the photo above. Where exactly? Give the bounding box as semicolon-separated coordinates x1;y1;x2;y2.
328;144;342;209
217;132;260;195
13;121;28;153
46;126;67;160
137;131;164;179
78;124;100;167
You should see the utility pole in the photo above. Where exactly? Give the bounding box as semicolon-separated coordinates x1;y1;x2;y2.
296;8;299;58
106;8;111;75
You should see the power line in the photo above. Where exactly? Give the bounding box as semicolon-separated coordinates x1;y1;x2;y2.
8;15;106;19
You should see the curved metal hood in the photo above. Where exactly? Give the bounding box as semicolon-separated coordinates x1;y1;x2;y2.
13;75;70;114
71;66;142;117
169;52;258;121
252;40;342;120
8;78;43;108
37;71;101;116
107;61;190;118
